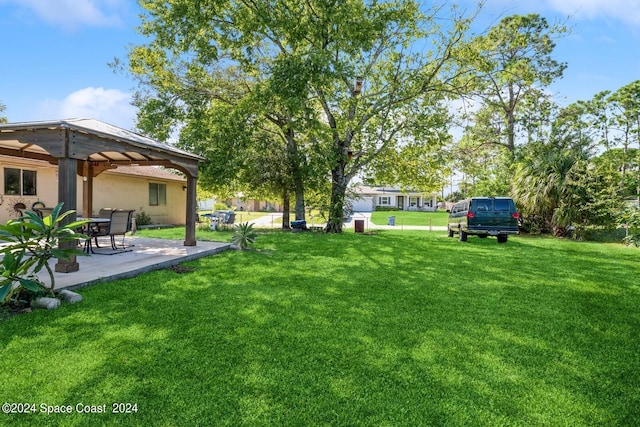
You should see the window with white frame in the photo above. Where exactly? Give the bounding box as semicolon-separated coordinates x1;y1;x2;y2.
4;168;37;196
409;197;419;207
379;196;391;206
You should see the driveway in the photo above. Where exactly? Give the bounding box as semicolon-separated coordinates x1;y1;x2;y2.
348;212;447;231
248;211;446;231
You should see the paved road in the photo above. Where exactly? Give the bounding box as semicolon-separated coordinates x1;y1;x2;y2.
248;212;447;231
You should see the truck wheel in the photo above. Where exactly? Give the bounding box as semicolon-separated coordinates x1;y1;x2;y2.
447;227;454;238
459;230;468;242
497;234;508;243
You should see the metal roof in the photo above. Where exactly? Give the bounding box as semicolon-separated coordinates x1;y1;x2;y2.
0;118;203;169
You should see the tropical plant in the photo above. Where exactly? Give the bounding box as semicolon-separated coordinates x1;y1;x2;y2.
0;203;89;304
231;222;258;251
512;137;591;236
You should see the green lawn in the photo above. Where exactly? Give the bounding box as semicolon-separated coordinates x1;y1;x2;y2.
371;210;449;226
136;226;234;241
196;210;269;224
2;231;640;425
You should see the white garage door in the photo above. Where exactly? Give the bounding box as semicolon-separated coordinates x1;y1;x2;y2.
350;197;374;212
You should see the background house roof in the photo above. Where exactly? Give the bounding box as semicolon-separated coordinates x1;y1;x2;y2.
354;185;426;196
106;165;186;182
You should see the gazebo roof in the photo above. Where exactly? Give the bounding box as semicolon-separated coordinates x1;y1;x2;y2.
0;118;203;176
0;118;202;272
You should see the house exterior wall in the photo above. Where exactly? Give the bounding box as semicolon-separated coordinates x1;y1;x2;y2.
1;156;186;225
0;157;59;223
93;171;186;225
349;185;438;212
225;197;283;212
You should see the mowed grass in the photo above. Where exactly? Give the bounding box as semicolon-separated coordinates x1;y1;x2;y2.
2;231;640;426
371;210;449;226
197;210;269;224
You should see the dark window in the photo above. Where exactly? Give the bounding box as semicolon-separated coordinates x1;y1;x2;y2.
494;199;511;211
22;170;37;195
4;168;37;196
149;183;167;206
475;199;492;212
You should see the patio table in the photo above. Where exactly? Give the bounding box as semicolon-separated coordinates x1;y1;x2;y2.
78;217;111;254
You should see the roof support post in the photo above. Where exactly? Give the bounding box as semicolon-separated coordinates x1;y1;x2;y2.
184;175;197;246
81;160;93;218
55;157;80;273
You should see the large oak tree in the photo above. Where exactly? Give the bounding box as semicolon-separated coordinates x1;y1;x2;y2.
124;0;477;232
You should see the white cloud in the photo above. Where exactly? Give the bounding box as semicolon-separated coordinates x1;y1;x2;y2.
543;0;640;25
470;0;640;26
0;0;127;30
36;87;137;130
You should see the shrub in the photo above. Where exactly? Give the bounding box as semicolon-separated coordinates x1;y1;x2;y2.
135;210;153;226
618;207;640;247
231;222;257;250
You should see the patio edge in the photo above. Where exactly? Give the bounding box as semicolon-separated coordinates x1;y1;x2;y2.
62;244;232;292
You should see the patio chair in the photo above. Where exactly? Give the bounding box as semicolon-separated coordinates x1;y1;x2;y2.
98;208;116;218
86;209;110;248
225;212;235;225
109;209;135;251
90;208;115;247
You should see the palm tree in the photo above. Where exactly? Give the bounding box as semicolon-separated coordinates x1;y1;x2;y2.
513;141;589;236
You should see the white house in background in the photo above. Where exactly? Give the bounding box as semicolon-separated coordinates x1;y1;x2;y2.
349;185;438;212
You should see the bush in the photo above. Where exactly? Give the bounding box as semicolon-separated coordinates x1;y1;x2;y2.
374;206;400;212
617;207;640;247
135;210;153;226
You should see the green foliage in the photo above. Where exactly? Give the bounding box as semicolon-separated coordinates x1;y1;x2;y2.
231;222;257;250
135;210;154;226
618;206;640;247
0;99;7;123
0;203;89;304
2;232;640;424
465;14;568;151
374;206;400;212
125;0;479;233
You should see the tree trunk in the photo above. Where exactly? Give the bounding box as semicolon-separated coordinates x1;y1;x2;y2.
282;190;291;229
294;178;305;221
285;127;306;221
505;84;516;153
326;163;348;233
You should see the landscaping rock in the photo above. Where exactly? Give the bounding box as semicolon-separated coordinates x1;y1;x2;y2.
31;297;61;310
58;290;83;304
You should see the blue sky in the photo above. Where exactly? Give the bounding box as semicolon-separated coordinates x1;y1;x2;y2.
1;0;639;132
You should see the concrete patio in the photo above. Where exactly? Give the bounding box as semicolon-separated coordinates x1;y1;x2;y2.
39;236;231;291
